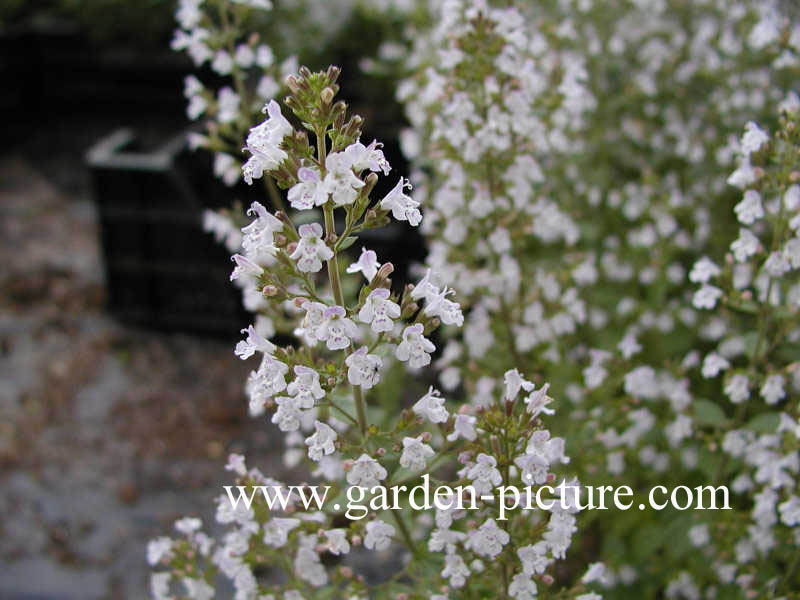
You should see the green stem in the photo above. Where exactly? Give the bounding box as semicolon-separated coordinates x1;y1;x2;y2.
317;126;368;437
391;509;421;560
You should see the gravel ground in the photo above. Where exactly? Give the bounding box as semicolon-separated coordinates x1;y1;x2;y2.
0;153;286;599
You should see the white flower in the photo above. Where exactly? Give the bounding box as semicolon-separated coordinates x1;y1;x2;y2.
779;496;800;526
147;537;174;565
465;518;509;558
247;356;289;415
693;284;723;309
263;518;300;547
171;27;211;65
509;573;537;600
230;254;263;281
318;306;359;351
242;100;293;184
241;201;282;264
150;572;171;600
305;421;337;461
423;287;463;326
400;435;435;471
524;383;555;417
413;386;449;424
176;0;202;29
212;50;234;75
288;167;326;210
689;257;721;284
291;223;333;273
323;150;365;206
345;346;382;389
345;139;391;175
760;374;785;405
346;249;381;284
323;529;350;555
466;453;502;495
688;524;710;547
734;190;765;225
396;324;436;368
182;578;214;600
740;121;769;156
234;44;255;68
358;288;401;333
447;413;477;442
764;251;790;277
518;542;549;575
504;369;535;402
380;177;422;226
271;396;303;431
724;374;750;404
364;519;395;551
297;300;328;345
175;517;202;536
442;551;470;588
730;228;760;262
347;454;387;488
235;324;276;360
582;562;607;584
287;365;325;409
411;269;440;302
216;87;239;123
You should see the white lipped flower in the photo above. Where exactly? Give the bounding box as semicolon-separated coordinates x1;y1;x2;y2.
291;223;333;273
689;257;721;284
730;228;760;262
322;150;365;206
318;306;359;351
358;288;401;333
271;396;303;432
396;323;436;368
287;366;325;409
242;100;293;184
263;517;300;548
760;374;785;405
693;284;723;309
230;253;263;282
345;139;391;175
447;413;477;442
465;518;509;558
423;286;464;326
735;190;765;225
380;177;422;226
724;373;750;404
364;519;395;551
305;421;337;461
216;87;240;124
466;453;502;495
346;247;381;282
412;386;449;424
235;324;276;360
346;454;388;488
345;346;382;389
400;435;435;471
288;167;326;210
509;573;538;599
740;121;769;156
323;529;350;555
241;201;282;264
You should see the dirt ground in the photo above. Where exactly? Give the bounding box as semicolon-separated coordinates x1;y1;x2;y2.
0;140;288;598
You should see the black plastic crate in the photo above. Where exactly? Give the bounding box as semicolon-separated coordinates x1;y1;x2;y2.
87;128;248;337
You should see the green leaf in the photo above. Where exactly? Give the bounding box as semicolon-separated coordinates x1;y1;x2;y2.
745;412;780;433
693;399;730;427
338;235;358;251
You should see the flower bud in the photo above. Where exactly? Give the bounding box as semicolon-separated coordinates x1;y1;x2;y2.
542;574;554;586
320;87;335;105
375;447;386;457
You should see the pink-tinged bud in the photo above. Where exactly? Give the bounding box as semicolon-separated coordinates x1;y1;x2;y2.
466;520;477;529
421;431;432;442
725;252;734;265
458;451;473;464
287;242;298;254
339;566;353;578
741;290;753;300
396;594;409;600
458;404;473;415
286;74;300;93
356;575;365;584
790;171;800;182
262;285;278;297
343;459;354;471
546;472;556;483
375;447;386;457
542;574;554;586
274;233;287;248
377;262;394;279
294;297;307;308
440;586;450;594
392;443;401;453
320;87;335;105
753;166;765;179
